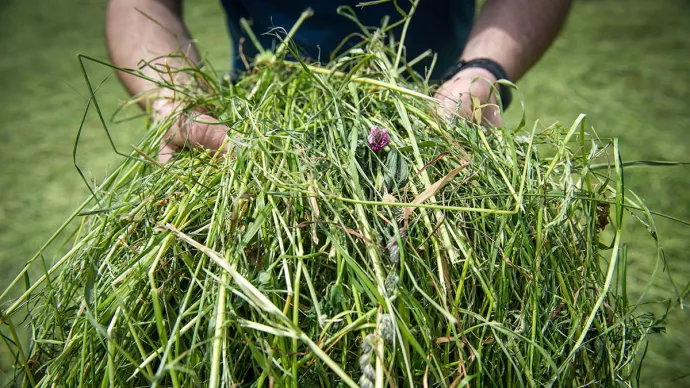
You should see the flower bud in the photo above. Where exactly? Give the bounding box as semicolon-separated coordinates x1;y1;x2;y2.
367;126;390;152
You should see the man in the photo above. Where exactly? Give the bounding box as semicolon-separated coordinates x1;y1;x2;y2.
106;0;571;162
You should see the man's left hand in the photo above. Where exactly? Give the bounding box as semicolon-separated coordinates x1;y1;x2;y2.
434;67;503;127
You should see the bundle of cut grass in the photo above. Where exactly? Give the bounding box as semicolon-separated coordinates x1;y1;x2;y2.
0;8;668;388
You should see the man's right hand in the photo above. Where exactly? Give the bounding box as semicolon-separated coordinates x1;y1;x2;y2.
107;0;232;162
152;100;231;163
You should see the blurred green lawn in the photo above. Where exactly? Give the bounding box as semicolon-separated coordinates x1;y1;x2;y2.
0;0;688;385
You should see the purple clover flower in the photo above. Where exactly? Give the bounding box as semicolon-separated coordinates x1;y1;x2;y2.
367;125;390;152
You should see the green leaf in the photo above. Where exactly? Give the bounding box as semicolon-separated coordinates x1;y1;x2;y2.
241;205;271;247
328;283;343;306
397;140;439;152
384;148;409;191
84;262;95;309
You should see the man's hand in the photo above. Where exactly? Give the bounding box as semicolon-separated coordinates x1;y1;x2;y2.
152;100;231;163
108;0;232;162
434;67;502;127
436;0;571;126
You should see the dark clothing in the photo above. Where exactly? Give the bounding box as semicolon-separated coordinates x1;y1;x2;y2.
219;0;475;79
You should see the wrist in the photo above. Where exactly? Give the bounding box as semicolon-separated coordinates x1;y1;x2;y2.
451;67;497;85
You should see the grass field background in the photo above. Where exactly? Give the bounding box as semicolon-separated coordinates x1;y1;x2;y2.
0;0;688;385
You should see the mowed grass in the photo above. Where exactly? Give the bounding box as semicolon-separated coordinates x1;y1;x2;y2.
0;0;687;385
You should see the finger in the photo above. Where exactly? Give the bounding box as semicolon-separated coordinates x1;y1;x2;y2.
160;113;232;162
158;143;176;163
434;92;468;120
168;113;230;152
484;105;503;127
185;114;231;154
436;86;504;127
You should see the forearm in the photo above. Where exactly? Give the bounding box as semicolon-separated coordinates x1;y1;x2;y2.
105;0;200;104
462;0;572;81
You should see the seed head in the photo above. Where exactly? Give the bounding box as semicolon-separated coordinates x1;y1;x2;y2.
384;273;400;297
380;314;395;345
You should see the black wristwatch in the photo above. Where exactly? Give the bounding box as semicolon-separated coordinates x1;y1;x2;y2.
440;58;513;110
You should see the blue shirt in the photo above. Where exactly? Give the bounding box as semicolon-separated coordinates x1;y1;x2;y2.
219;0;475;79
